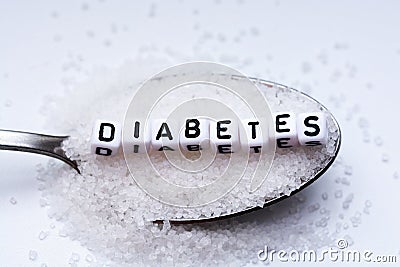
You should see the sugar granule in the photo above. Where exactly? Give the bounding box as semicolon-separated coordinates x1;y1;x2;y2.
9;197;17;205
38;231;49;241
29;250;38;261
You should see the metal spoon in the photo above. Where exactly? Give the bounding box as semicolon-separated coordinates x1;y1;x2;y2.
0;77;341;223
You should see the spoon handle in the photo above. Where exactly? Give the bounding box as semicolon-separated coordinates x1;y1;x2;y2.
0;129;79;173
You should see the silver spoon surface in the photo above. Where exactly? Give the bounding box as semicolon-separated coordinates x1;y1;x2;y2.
0;77;341;223
0;129;80;173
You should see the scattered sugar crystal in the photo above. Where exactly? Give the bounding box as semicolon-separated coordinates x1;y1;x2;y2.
58;229;68;237
358;117;369;128
344;193;354;202
301;62;312;74
394;172;399;179
39;198;48;207
308;203;320;213
295;194;306;203
350;213;362;227
363;207;370;215
374;137;383;146
317;51;328;65
362;131;370;143
250;27;259;36
335;190;343;198
29;250;38;261
38;231;49;240
344;166;353;176
41;264;47;267
366;82;374;90
4;99;12;107
9;197;17;205
85;254;94;263
342;194;354;210
321;192;328;200
381;154;389;163
319;208;329;215
340;177;350;186
70;253;80;262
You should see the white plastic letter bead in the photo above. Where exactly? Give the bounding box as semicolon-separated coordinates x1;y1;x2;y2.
210;119;240;153
239;119;267;153
90;120;121;156
274;112;299;148
297;112;328;146
151;119;179;151
179;118;210;151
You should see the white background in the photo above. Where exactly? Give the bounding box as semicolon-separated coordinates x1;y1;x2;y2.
0;0;399;266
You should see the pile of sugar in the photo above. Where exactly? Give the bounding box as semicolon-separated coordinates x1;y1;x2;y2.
37;57;342;265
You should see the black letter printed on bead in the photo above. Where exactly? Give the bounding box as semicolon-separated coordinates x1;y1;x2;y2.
185;119;201;138
187;145;201;151
98;123;115;142
276;114;291;133
217;120;232;139
95;147;113;156
217;144;232;153
277;138;292;148
156;123;173;140
303;116;320;137
248;121;260;139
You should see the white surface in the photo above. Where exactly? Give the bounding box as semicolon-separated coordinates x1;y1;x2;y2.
1;0;399;266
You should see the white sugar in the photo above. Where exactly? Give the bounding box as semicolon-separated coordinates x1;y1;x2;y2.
374;136;383;146
36;57;343;266
344;165;353;176
38;231;49;241
382;153;389;163
9;197;17;205
85;254;94;263
29;250;38;261
335;190;343;199
70;253;80;262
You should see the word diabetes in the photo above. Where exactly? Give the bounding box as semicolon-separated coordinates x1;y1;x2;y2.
91;112;328;156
